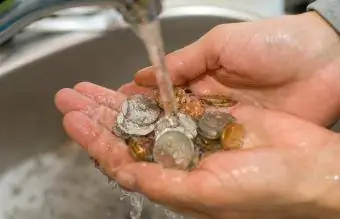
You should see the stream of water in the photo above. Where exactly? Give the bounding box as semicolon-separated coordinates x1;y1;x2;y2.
136;20;177;117
118;19;183;219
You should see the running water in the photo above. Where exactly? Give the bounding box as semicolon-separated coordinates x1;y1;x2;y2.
115;20;184;219
135;20;177;117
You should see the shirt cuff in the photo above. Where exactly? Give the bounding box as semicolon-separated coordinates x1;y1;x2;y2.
307;0;340;35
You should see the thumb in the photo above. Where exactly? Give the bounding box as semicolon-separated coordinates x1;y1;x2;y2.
134;25;225;87
115;162;223;207
114;148;287;208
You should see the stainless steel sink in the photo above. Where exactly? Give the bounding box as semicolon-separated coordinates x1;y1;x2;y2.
0;6;260;219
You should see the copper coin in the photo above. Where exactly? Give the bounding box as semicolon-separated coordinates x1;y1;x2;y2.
179;97;205;120
221;123;245;150
128;137;154;162
154;87;188;110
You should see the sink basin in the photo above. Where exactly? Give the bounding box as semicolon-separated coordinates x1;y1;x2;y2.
0;6;261;219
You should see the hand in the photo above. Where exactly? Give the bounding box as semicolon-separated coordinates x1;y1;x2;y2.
55;82;340;219
132;12;340;127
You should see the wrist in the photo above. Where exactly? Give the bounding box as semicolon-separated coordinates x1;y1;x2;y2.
299;12;340;121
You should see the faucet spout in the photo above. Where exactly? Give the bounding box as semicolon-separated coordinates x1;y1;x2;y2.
0;0;162;45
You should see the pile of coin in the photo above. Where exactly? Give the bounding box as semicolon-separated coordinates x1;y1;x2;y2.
112;88;245;170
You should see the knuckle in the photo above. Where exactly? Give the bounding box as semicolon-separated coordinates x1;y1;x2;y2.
73;81;91;90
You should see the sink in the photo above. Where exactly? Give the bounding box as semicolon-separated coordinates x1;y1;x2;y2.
0;6;261;219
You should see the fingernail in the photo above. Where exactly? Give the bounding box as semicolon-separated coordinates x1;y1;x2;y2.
116;171;136;190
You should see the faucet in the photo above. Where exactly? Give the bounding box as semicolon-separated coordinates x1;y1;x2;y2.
0;0;162;46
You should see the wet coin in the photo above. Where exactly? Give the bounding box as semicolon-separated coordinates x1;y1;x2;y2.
221;123;245;150
154;116;180;136
128;137;154;162
200;95;238;107
173;87;188;110
116;113;155;136
121;95;160;126
178;113;197;139
179;97;205;120
187;147;200;170
198;111;235;140
194;135;222;152
153;128;196;170
154;87;188;110
112;121;130;139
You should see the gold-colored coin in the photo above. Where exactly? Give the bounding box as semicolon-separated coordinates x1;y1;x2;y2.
174;87;188;110
127;137;154;162
154;87;188;110
179;97;205;120
221;123;245;150
200;95;237;107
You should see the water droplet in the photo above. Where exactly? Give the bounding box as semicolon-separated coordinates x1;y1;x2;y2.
171;177;182;183
231;169;240;177
325;175;340;181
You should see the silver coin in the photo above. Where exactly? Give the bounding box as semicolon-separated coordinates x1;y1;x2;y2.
116;113;155;136
154;116;180;136
198;111;235;140
121;95;160;126
178;113;197;139
112;121;130;139
153;128;196;170
194;135;221;152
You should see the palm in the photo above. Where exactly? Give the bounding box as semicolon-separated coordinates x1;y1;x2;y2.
199;16;339;127
55;82;339;219
181;107;334;219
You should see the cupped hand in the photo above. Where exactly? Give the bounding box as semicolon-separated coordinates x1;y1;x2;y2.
133;12;340;127
55;82;340;219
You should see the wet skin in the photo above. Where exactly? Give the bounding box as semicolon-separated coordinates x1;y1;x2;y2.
55;82;340;219
133;12;340;127
55;11;340;219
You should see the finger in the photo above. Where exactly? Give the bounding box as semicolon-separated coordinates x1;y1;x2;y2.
74;82;127;111
55;88;99;114
55;88;117;130
118;82;155;97
63;111;134;176
116;148;291;210
189;74;233;96
134;25;225;86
